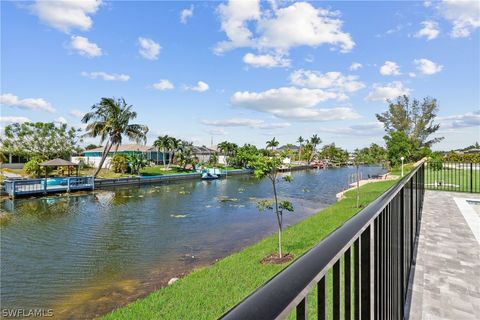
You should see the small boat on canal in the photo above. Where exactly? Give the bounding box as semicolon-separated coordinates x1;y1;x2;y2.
201;172;219;180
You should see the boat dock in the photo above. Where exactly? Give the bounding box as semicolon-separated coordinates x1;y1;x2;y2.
4;177;95;198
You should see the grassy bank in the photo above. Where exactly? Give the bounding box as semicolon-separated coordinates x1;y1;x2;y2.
139;166;193;176
103;175;403;319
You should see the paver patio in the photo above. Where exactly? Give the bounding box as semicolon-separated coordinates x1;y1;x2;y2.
407;191;480;320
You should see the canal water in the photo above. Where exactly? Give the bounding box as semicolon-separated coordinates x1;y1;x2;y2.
0;166;386;319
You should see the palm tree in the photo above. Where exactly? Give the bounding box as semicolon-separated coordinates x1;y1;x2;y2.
266;137;279;151
309;134;322;162
153;135;170;170
175;142;198;169
218;141;229;155
167;137;180;168
82;97;148;177
216;141;238;166
297;136;304;161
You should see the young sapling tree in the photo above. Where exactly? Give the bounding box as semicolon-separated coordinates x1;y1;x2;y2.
254;155;294;259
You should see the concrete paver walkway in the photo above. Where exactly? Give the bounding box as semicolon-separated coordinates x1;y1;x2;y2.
407;191;480;320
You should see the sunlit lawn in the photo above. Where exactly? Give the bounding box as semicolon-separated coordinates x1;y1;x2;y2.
425;164;480;193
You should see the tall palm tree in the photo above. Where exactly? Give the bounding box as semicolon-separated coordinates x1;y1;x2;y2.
167;137;180;168
266;137;279;151
297;136;304;161
218;141;229;155
309;134;322;162
153;135;170;170
82;97;148;177
175;141;197;169
218;141;234;164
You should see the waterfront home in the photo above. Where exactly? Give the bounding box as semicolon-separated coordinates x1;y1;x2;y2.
73;144;163;168
1;153;28;169
191;145;218;163
73;144;219;168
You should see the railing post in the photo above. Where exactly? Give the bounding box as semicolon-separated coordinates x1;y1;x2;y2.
360;225;371;319
400;188;405;317
354;238;360;320
471;163;473;193
296;296;308;320
67;178;71;192
318;277;327;320
345;247;352;319
333;259;341;320
11;181;15;198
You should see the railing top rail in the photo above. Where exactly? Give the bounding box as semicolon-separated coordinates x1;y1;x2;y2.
221;159;425;320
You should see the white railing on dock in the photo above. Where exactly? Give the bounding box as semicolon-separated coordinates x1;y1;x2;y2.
4;176;94;197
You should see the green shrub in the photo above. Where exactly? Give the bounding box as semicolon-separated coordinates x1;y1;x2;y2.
76;157;93;169
128;153;148;174
428;153;443;170
24;157;43;177
111;154;129;173
444;152;480;163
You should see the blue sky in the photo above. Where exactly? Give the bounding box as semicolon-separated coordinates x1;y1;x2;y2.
1;0;479;151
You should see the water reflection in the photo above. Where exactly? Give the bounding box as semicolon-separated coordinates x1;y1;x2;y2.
1;166;385;319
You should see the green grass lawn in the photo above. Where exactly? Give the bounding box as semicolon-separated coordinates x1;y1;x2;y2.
79;168;133;179
103;177;402;320
140;166;195;176
425;164;480;193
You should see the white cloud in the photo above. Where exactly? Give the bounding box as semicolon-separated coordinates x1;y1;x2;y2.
201;118;291;129
243;53;290;68
257;2;355;53
69;109;85;119
215;0;261;54
379;61;401;76
439;110;480;129
290;70;365;94
414;58;443;75
349;62;363;71
70;35;102;57
187;81;209;92
231;87;360;121
138;37;161;60
81;71;129;81
180;5;194;24
437;0;480;38
31;0;102;33
408;72;417;78
365;81;411;102
215;1;354;55
0;93;56;113
205;128;228;136
55;116;68;124
153;79;174;91
318;122;383;136
0;116;31;123
415;20;440;40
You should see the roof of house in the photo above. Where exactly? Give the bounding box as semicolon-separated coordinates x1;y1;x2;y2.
83;144;216;155
40;158;79;167
465;148;480;154
191;146;216;155
277;145;300;151
83;144;151;153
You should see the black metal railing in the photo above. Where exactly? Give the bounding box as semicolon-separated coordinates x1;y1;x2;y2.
425;161;479;193
221;160;425;320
